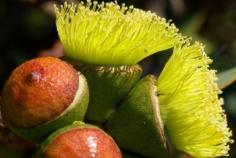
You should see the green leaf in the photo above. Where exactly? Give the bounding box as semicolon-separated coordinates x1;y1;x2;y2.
217;67;236;90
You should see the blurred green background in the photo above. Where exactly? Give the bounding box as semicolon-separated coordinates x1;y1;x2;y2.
0;0;235;157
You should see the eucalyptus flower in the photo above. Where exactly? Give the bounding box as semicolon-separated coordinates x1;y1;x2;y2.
157;41;233;158
55;0;182;65
55;0;233;157
54;0;182;124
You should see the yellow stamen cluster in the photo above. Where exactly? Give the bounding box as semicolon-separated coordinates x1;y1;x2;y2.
55;1;233;157
55;0;182;65
157;41;233;158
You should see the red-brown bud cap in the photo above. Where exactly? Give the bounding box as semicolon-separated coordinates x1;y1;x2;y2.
1;57;79;128
1;57;89;142
37;123;122;158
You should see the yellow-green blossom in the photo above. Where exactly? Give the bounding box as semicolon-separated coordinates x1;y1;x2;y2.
55;0;182;65
55;1;233;157
157;41;233;158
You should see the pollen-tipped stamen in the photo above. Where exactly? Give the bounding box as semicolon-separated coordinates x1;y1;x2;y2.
55;0;183;65
157;42;233;158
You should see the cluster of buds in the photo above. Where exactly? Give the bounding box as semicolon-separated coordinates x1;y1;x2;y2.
0;0;233;158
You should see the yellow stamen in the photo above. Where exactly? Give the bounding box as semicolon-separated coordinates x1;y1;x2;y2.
157;41;233;158
55;0;182;65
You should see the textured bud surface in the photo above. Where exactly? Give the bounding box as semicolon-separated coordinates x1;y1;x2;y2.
1;57;79;128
